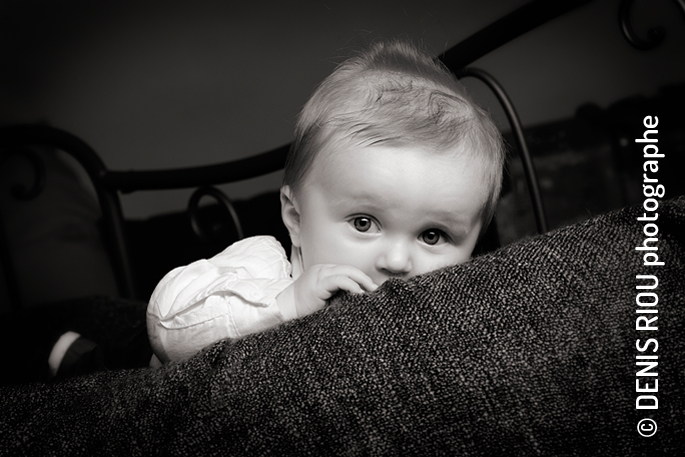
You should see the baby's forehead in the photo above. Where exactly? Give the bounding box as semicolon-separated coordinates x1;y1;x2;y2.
314;136;486;173
306;141;491;215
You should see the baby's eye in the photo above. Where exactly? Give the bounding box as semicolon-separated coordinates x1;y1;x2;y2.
420;229;444;246
352;216;375;233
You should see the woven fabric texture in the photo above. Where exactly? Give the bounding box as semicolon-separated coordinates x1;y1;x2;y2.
1;198;683;456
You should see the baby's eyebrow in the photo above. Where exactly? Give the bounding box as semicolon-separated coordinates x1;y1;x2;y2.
331;192;386;210
425;212;478;233
426;209;471;225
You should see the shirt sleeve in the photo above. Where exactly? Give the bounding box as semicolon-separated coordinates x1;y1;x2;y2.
146;236;294;363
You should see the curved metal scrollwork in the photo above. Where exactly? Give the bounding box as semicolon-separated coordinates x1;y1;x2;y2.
1;124;137;302
458;67;548;235
619;0;685;50
1;146;47;200
188;186;244;243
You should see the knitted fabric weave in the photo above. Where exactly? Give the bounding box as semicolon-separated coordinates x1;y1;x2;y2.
1;198;684;456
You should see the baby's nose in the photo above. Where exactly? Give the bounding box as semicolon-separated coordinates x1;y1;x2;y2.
377;241;412;277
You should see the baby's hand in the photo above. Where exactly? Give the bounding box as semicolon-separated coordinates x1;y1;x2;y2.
277;265;377;320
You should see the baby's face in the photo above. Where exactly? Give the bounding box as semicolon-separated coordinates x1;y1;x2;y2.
287;143;490;286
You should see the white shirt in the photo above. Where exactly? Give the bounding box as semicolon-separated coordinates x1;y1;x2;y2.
147;236;296;363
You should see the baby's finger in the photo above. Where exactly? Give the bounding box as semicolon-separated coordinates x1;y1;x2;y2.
329;265;378;292
322;275;366;295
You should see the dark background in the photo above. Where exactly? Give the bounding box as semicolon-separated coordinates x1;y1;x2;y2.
1;0;683;217
1;0;684;308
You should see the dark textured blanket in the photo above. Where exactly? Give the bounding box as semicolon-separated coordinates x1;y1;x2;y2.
1;198;684;456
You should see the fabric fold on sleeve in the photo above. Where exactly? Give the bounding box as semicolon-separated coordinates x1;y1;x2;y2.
147;236;294;362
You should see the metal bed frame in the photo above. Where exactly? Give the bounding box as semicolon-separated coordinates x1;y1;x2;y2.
2;0;681;311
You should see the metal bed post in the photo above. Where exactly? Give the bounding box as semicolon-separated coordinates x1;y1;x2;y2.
438;0;594;71
458;68;549;234
0;125;136;300
1;0;618;309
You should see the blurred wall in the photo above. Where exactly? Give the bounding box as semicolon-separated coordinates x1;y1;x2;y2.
2;0;684;218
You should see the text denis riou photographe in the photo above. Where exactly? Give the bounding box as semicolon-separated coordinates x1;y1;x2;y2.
634;115;664;438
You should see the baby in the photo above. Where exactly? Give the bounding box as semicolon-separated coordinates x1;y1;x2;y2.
147;40;505;364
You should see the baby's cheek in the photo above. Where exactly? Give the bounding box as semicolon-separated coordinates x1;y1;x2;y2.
424;250;471;274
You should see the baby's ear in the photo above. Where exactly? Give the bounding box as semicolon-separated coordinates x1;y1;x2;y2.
280;186;302;248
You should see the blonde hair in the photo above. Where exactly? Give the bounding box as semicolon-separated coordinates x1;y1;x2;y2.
284;40;505;226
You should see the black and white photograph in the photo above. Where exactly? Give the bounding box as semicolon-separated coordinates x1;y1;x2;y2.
1;0;684;454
